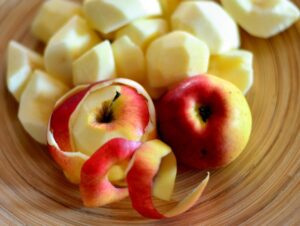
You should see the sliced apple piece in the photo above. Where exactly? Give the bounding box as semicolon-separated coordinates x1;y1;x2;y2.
6;41;44;102
115;18;169;50
221;0;300;38
73;41;116;86
112;36;146;84
18;70;68;144
146;31;210;88
209;50;254;94
83;0;162;34
127;139;209;219
44;16;100;86
172;1;240;54
80;138;141;207
31;0;83;43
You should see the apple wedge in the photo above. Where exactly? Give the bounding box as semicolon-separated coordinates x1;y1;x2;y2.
172;1;240;54
221;0;300;38
44;16;100;86
19;70;68;144
209;49;254;94
6;41;44;102
84;0;162;34
115;18;169;50
31;0;83;43
127;140;209;219
47;78;156;184
112;36;146;84
146;31;210;88
73;41;116;86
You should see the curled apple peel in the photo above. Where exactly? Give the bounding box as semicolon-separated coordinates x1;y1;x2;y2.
47;78;156;184
126;140;210;219
80;138;141;207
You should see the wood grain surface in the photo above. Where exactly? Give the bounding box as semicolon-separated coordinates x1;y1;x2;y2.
0;0;300;225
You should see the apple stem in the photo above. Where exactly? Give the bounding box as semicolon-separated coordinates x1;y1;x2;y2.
99;91;121;123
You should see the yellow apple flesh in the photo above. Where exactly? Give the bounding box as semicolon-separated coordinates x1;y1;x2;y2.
44;16;100;86
73;40;116;85
146;31;210;88
31;0;83;43
6;41;44;102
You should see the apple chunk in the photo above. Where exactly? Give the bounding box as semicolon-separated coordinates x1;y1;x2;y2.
80;138;141;207
127;140;209;219
73;41;116;86
31;0;83;43
19;70;68;144
6;41;44;102
115;18;169;50
221;0;300;38
172;1;240;54
112;36;146;84
146;31;210;88
84;0;162;34
44;16;100;86
208;50;254;94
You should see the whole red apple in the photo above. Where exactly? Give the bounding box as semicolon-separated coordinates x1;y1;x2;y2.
157;74;252;169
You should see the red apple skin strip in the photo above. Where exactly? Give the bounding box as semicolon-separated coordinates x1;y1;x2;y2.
126;140;210;219
80;138;141;207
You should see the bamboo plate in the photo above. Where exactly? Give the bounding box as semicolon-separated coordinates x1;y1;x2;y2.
0;0;300;225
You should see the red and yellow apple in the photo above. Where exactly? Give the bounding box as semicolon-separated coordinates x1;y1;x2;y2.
47;78;156;184
157;74;252;169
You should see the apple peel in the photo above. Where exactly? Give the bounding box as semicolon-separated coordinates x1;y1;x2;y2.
126;140;210;219
80;138;141;207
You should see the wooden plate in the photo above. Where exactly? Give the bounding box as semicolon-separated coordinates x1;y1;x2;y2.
0;0;299;225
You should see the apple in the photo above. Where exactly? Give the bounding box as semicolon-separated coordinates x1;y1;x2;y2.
83;0;162;34
126;139;209;219
172;1;240;54
157;74;252;169
208;49;254;94
73;40;116;86
31;0;83;43
146;31;210;88
47;78;156;184
6;41;44;102
19;70;68;144
159;0;181;19
115;18;169;51
44;16;100;86
221;0;300;38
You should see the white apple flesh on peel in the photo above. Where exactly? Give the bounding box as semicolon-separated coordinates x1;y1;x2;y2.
18;70;68;144
172;1;240;54
221;0;300;38
73;41;116;86
115;18;169;51
31;0;83;43
44;16;101;86
209;49;254;94
146;31;210;88
6;41;44;102
83;0;162;34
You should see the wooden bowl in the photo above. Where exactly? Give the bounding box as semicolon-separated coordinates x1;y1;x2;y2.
0;0;299;225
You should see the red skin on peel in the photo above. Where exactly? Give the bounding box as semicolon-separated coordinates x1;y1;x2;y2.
157;75;230;169
80;138;141;207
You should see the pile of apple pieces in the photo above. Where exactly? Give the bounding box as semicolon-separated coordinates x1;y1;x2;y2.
6;0;299;219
